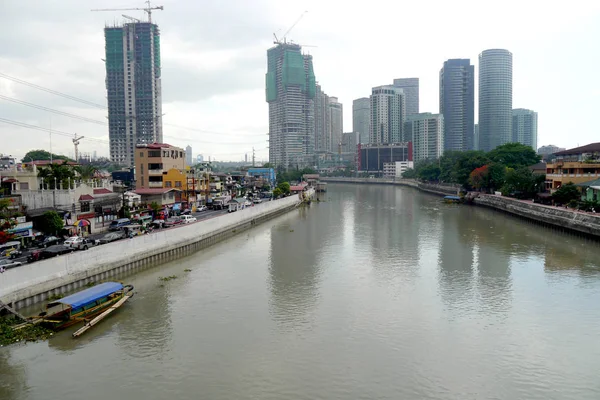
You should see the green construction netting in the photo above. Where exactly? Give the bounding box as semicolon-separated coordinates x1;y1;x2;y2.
306;59;316;99
266;71;277;102
105;28;124;71
282;50;306;90
154;33;161;77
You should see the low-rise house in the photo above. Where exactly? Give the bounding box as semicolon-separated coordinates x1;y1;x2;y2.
576;178;600;202
289;182;309;194
546;142;600;191
133;188;178;207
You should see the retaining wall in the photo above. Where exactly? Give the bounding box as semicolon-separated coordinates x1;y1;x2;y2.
474;195;600;239
0;195;302;309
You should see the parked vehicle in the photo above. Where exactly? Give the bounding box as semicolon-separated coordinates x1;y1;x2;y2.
1;241;22;258
253;198;262;204
39;245;74;259
151;219;166;229
164;217;182;227
27;250;43;263
134;215;153;227
180;215;197;224
72;238;97;251
122;224;143;238
109;218;131;231
37;236;62;248
181;209;192;215
197;205;208;212
97;231;127;245
0;258;22;270
64;236;84;247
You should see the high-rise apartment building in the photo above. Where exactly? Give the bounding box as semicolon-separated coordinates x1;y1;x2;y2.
393;78;419;116
474;123;479;151
439;59;474;152
266;43;316;168
314;84;330;154
478;49;513;152
369;86;406;144
537;144;565;157
512;109;538;150
105;22;163;167
352;97;370;144
328;97;343;152
185;145;192;166
405;113;444;162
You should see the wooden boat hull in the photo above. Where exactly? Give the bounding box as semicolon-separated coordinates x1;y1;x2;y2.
40;285;133;331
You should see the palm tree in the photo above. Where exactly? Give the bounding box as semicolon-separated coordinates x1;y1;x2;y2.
75;165;99;181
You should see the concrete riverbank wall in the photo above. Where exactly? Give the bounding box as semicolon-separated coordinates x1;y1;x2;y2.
323;178;600;240
320;177;459;196
0;195;303;309
474;195;600;239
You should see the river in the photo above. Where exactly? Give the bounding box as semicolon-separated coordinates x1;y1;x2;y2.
2;183;600;399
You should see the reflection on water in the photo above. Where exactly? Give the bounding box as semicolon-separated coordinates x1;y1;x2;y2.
3;183;600;400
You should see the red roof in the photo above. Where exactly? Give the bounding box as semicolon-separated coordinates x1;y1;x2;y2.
134;188;178;195
289;185;306;191
554;142;600;155
93;188;113;195
78;194;94;201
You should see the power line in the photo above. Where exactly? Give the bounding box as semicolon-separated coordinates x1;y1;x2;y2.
163;122;265;137
0;95;107;125
0;72;106;109
0;117;109;144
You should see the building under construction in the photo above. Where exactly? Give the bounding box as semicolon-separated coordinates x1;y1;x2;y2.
266;42;316;169
105;21;163;167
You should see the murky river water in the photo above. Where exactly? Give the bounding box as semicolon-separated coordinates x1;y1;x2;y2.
2;183;600;399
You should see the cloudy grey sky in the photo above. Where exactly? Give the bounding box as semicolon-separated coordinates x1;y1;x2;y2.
1;0;599;162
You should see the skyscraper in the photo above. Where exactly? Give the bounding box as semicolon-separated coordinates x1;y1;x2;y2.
266;43;316;168
512;109;538;150
328;97;343;152
439;59;474;152
185;145;192;166
478;49;513;152
474;124;479;151
405;113;444;162
353;97;370;144
314;84;330;154
393;78;419;116
105;21;163;167
369;86;406;144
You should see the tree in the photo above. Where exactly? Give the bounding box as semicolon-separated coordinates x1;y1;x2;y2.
415;160;441;182
452;151;490;187
272;188;283;198
501;167;540;198
150;201;161;215
0;198;17;244
487;162;507;192
277;182;291;195
552;182;580;205
262;163;275;168
487;143;540;169
37;161;76;189
75;165;99;181
39;211;64;235
469;165;489;190
22;150;71;163
402;168;417;179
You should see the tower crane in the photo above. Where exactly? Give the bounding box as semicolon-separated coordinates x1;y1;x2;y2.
73;133;85;163
273;11;308;45
91;1;164;23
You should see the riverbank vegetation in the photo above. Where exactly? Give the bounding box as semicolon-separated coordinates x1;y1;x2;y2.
0;318;53;346
403;143;545;198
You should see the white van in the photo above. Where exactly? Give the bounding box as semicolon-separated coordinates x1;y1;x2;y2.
180;215;197;224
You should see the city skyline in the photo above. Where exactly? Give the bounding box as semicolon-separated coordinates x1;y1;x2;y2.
1;0;599;162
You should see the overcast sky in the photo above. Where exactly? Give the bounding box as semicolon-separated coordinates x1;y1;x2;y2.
1;0;599;162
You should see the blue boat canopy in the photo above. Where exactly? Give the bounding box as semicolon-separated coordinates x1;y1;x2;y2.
56;282;123;309
444;196;461;200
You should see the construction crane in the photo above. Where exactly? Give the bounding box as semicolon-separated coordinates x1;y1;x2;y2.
273;11;308;45
73;133;85;163
91;1;164;23
122;14;142;23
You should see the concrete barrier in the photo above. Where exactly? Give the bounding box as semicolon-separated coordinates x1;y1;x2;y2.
474;195;600;239
1;194;302;309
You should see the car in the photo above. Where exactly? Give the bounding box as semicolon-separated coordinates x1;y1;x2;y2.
197;205;207;212
180;215;197;224
0;258;22;270
39;245;74;259
64;236;84;247
253;198;262;204
27;250;43;263
97;231;127;245
181;209;192;215
151;219;166;229
71;238;97;250
37;236;62;248
164;217;183;227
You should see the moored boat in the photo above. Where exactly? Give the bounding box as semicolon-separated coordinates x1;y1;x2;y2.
443;195;461;204
37;282;134;330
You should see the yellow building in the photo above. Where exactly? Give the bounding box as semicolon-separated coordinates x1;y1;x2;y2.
546;142;600;191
